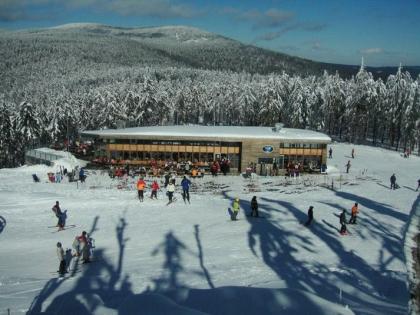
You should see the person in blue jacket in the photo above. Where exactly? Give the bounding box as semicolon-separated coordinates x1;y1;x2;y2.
79;167;86;183
181;176;192;203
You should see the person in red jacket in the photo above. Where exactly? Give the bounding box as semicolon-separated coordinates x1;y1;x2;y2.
77;231;90;263
151;180;160;199
136;177;146;202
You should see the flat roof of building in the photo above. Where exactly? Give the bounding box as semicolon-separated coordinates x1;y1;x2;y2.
82;125;331;143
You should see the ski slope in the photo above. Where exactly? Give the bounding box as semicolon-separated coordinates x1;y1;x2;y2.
0;143;418;315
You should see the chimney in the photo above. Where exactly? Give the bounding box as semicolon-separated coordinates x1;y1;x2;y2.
273;123;284;132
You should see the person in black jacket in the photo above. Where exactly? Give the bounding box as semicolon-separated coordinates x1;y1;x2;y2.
390;174;396;190
304;206;314;226
250;196;259;217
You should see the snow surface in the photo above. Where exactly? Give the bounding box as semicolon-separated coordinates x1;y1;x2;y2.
82;125;332;142
0;143;418;315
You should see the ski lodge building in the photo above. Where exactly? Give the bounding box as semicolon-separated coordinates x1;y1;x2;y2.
82;124;331;174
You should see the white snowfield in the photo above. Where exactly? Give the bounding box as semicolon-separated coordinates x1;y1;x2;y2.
0;143;418;315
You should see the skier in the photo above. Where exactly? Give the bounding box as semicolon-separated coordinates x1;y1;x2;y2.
351;148;355;159
164;173;170;188
181;176;192;203
52;201;66;230
57;242;67;276
416;179;420;191
150;180;160;199
136;177;146;202
345;160;351;174
167;179;175;203
339;209;347;235
349;203;359;224
79;167;86;183
72;236;80;257
77;231;91;263
328;147;333;159
390;173;397;190
184;162;190;175
231;198;240;221
250;196;259;217
304;206;314;226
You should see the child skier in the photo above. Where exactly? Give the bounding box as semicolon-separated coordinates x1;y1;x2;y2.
181;176;192;203
72;236;80;257
151;180;160;199
56;242;67;276
167;180;175;203
250;196;259;217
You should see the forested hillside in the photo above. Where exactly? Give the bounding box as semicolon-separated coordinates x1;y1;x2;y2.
0;24;419;167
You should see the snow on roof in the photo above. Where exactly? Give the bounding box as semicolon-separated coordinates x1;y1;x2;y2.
82;125;331;143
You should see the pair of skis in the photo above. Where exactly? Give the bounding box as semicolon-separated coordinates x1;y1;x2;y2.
48;224;76;232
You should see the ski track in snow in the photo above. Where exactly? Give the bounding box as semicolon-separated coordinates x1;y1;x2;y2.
0;143;419;314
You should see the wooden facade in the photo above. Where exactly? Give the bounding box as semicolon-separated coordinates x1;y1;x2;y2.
83;126;330;173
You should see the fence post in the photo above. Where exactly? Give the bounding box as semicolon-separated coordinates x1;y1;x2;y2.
8;308;10;315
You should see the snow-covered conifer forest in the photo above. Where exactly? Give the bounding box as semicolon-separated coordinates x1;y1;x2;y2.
0;24;419;167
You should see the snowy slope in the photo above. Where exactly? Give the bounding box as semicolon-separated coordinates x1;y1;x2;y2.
0;143;418;315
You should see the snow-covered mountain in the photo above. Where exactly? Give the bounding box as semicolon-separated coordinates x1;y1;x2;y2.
0;23;324;77
2;23;418;80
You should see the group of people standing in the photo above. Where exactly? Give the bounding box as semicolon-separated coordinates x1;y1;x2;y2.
339;203;359;234
53;200;92;276
56;231;92;276
136;175;192;204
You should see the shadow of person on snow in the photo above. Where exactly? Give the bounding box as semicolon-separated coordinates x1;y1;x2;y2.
0;215;6;234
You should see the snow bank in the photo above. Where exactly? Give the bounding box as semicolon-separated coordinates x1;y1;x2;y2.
404;196;420;315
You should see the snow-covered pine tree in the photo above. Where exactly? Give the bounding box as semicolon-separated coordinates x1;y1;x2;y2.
385;65;414;150
16;101;41;162
0;98;15;167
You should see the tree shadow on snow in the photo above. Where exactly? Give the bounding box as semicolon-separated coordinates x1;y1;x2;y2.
234;194;408;315
137;225;343;315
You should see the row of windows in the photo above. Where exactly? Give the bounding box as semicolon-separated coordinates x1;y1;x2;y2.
103;139;241;147
280;143;327;149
